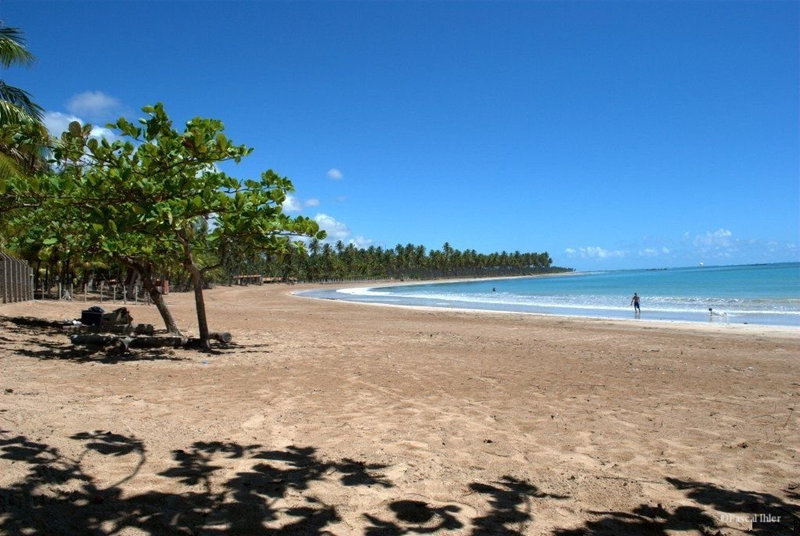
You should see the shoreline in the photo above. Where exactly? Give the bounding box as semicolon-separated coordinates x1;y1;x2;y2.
294;279;800;334
293;289;800;339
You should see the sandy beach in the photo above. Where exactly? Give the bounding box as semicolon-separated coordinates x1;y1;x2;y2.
1;283;798;535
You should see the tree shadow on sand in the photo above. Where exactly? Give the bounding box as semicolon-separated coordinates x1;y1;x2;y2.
0;315;255;362
362;476;569;535
2;429;798;535
0;316;188;363
0;429;573;535
0;430;395;535
552;477;799;536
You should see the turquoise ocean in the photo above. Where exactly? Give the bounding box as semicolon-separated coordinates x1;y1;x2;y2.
299;262;800;327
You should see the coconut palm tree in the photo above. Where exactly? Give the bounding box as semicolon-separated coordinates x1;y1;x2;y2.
0;24;47;180
0;25;42;123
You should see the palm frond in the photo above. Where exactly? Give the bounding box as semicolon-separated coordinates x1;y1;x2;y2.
0;82;44;123
0;26;35;68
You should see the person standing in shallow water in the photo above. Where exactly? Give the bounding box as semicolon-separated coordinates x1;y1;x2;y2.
630;293;641;316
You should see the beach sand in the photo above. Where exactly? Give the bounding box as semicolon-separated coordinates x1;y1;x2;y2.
1;283;798;535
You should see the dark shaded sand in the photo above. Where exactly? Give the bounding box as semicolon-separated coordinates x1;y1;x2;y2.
1;283;798;534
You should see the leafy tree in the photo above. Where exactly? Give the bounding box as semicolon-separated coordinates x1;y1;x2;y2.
40;104;324;349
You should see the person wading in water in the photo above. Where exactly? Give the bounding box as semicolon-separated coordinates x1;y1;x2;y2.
630;292;641;317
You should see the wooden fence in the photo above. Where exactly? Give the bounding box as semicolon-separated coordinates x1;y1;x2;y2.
0;252;33;304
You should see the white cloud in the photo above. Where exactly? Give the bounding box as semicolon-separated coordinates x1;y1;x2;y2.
43;111;115;140
313;213;374;248
283;196;321;213
282;194;302;213
565;246;628;259
688;228;741;260
350;235;374;249
327;168;343;180
693;228;733;249
639;247;670;257
43;91;125;141
566;230;795;268
67;91;121;121
44;112;78;138
314;213;351;241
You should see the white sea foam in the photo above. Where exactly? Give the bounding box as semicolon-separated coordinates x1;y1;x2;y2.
340;288;799;316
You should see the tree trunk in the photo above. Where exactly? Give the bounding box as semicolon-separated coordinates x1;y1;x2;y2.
186;261;211;351
141;275;182;335
124;259;182;335
178;235;211;351
124;267;140;300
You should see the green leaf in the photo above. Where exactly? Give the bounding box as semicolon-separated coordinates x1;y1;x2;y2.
68;121;83;137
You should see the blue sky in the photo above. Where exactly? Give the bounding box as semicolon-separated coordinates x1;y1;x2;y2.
3;0;798;270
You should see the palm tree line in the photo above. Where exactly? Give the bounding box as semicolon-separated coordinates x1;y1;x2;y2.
228;240;568;283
